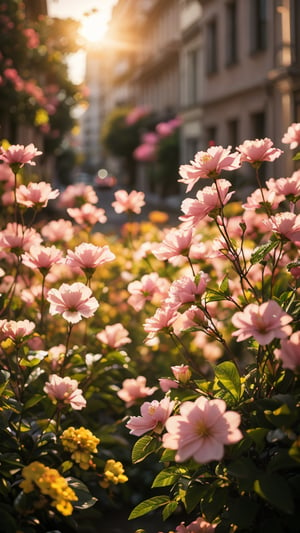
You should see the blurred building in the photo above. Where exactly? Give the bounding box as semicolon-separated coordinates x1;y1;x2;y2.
80;47;103;172
83;0;300;188
179;0;203;163
198;0;300;177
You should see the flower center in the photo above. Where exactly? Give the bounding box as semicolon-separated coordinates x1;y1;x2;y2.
196;421;210;437
201;154;212;164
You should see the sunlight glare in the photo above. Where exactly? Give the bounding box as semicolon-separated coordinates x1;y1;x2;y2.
79;12;110;44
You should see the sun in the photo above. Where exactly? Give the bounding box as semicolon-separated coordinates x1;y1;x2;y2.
79;11;110;44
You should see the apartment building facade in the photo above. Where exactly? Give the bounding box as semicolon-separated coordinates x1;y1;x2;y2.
84;0;299;186
198;0;300;177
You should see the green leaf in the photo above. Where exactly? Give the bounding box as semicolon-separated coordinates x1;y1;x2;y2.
214;361;241;403
60;461;73;473
292;151;300;160
250;240;278;265
246;428;269;452
128;496;170;520
19;357;41;367
253;473;294;514
0;370;10;395
226;496;259;528
24;394;44;410
183;483;205;513
194;380;213;394
0;508;18;532
66;477;97;510
264;403;298;428
159;448;176;462
200;486;228;523
227;457;261;492
162;500;178;520
219;275;230;295
132;435;160;464
152;466;188;488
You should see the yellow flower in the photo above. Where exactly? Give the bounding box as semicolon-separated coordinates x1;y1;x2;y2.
148;210;169;224
20;461;77;516
100;459;128;489
60;426;100;470
34;108;49;126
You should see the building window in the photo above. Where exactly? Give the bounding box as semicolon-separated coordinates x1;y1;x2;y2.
226;1;238;65
250;0;267;53
227;119;239;148
206;126;218;147
251;111;265;138
185;138;199;162
294;90;300;122
187;48;200;105
291;0;300;65
206;18;218;74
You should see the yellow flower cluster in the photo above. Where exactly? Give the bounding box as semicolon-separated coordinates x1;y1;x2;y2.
60;426;100;470
100;459;128;489
20;461;77;516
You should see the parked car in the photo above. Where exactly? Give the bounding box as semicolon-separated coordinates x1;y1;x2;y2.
94;169;117;189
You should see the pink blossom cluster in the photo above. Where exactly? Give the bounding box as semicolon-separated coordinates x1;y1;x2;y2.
133;116;181;162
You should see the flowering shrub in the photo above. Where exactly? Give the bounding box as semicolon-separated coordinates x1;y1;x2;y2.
0;144;132;531
123;132;300;533
0;1;85;151
0;126;299;533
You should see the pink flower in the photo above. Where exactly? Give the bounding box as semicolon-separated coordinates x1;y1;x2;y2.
47;282;99;324
0;223;42;256
179;146;241;192
22;245;63;272
112;190;146;214
266;171;300;197
159;378;179;392
153;227;194;262
67;203;107;226
237;138;283;166
166;274;208;307
23;28;40;49
58;183;98;208
162;396;242;463
264;212;300;243
0;143;42;168
274;331;300;371
44;374;86;410
144;305;179;336
128;273;169;311
171;365;192;384
65;243;115;274
176;517;216;533
96;323;131;349
142;132;159;145
41;219;75;243
156;121;175;137
282;123;300;150
133;143;157;162
3;319;35;342
125;105;150;125
126;397;175;436
179;179;234;227
232;300;293;345
179;305;207;330
242;187;283;210
16;181;59;208
117;375;157;406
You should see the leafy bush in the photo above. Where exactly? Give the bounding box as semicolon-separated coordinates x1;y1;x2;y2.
0;126;299;533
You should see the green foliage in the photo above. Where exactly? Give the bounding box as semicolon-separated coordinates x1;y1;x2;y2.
0;1;84;151
101;106;149;158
